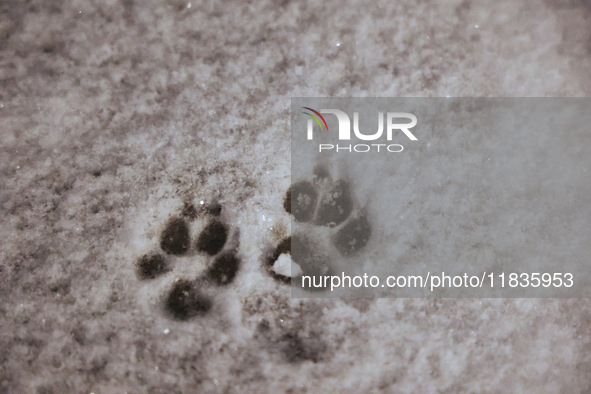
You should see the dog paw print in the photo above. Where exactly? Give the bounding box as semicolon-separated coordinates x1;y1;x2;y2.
265;167;372;290
135;202;240;321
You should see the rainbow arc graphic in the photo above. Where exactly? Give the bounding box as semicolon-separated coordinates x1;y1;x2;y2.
302;107;328;131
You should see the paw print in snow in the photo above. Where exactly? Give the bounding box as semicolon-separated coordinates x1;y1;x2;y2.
135;202;240;321
266;167;372;289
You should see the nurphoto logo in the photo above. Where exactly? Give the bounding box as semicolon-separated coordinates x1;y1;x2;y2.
302;107;418;153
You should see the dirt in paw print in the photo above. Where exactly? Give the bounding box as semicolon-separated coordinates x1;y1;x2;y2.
265;165;372;291
135;202;241;321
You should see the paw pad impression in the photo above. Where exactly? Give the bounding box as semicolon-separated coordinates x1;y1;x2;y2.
267;169;372;290
135;202;241;321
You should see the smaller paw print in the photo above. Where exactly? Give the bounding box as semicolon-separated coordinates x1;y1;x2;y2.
135;202;241;321
265;166;372;290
